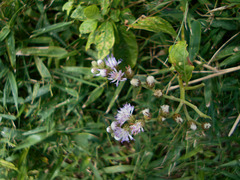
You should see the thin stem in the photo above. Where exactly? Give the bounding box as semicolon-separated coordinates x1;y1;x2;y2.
163;94;211;119
183;105;193;121
185;83;205;90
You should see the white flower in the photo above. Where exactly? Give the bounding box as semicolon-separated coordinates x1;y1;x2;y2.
116;103;134;126
130;79;140;87
154;89;162;98
113;127;134;143
108;69;127;86
203;123;211;129
105;54;122;69
162;117;166;121
146;76;155;88
130;121;144;135
142;109;150;116
161;105;169;113
96;69;107;77
97;59;105;68
106;126;111;133
175;116;183;123
190;123;197;130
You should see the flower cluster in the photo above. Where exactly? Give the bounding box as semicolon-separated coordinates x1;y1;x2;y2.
106;103;145;143
91;54;127;86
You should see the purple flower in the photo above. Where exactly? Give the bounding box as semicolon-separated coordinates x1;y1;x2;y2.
108;69;127;86
130;121;144;135
113;127;134;143
105;54;122;69
116;103;134;126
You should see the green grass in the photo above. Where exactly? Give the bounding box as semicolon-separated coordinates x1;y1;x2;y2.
0;0;240;179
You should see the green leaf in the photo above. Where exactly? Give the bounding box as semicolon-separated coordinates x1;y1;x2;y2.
61;66;92;75
5;31;16;69
15;132;55;150
0;159;18;171
53;84;79;98
84;5;100;19
101;165;135;173
0;25;10;42
120;8;135;24
178;146;203;160
110;9;120;22
62;2;73;16
17;46;68;58
130;16;177;37
204;80;212;107
169;41;194;83
8;71;18;111
189;20;201;62
101;0;110;15
82;84;104;108
95;21;115;59
114;25;138;68
86;30;96;51
31;21;73;38
219;159;240;167
0;114;16;120
106;81;125;113
79;19;98;34
219;51;240;67
34;57;51;79
71;5;87;20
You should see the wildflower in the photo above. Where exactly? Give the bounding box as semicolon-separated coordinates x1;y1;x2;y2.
108;69;127;86
142;108;151;119
130;78;141;87
154;89;162;98
116;103;134;125
91;61;97;67
146;75;155;88
190;123;197;130
125;65;134;79
130;121;144;135
173;114;183;123
161;105;169;114
105;54;122;69
96;69;108;77
113;127;134;143
202;122;211;130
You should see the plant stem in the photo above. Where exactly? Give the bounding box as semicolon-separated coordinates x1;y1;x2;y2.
175;77;185;114
185;83;205;90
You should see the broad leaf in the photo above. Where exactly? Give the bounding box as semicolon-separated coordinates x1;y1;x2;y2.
79;19;98;34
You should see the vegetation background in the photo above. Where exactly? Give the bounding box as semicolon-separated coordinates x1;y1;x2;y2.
0;0;240;179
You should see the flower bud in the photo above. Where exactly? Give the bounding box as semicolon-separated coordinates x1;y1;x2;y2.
202;122;211;130
91;61;98;67
173;114;183;123
158;115;166;122
189;122;197;130
125;65;134;79
130;78;141;87
91;68;98;74
142;108;151;120
97;59;105;69
96;69;108;77
146;76;155;88
154;89;162;98
161;105;169;117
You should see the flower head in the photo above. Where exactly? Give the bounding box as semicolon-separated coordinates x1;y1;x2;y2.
202;122;211;130
108;69;127;86
161;105;169;114
142;108;151;119
146;76;155;88
116;103;134;125
113;127;134;143
190;123;197;130
105;54;122;69
130;121;144;135
96;69;107;77
130;79;141;87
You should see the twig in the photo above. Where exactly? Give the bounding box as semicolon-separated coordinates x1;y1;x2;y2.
228;114;240;137
208;32;240;65
169;65;240;91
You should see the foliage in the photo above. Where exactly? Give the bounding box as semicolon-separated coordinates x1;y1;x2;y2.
0;0;240;179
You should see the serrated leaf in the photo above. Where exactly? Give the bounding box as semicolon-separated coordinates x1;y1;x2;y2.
84;5;101;19
0;25;10;42
82;85;104;108
8;71;18;111
189;20;201;62
169;41;194;83
79;19;98;34
130;16;177;37
17;46;68;58
95;21;115;59
71;5;87;20
114;25;138;68
5;31;16;68
34;57;51;79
